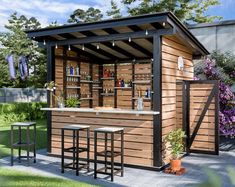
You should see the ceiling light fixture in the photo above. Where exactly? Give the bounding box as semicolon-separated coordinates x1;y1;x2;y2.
97;43;100;49
112;40;115;46
128;37;131;42
43;39;46;45
82;44;85;51
163;22;166;27
68;45;71;51
55;43;58;49
145;29;148;36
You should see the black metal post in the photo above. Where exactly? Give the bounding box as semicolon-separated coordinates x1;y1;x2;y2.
152;34;162;167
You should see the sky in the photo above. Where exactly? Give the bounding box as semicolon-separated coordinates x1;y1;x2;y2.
0;0;235;32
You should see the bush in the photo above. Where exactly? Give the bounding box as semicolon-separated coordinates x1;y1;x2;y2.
0;102;47;122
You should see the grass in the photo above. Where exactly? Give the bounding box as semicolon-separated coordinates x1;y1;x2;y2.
0;118;47;158
0;168;98;187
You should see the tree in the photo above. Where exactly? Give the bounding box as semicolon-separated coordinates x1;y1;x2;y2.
67;7;103;23
0;12;47;88
106;0;122;19
121;0;222;23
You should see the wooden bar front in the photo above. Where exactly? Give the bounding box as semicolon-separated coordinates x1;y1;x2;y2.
50;111;154;167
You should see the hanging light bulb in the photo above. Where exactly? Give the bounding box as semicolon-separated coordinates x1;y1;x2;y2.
55;43;58;49
128;37;131;42
97;43;100;49
43;39;46;45
68;45;71;51
145;29;148;36
151;58;154;62
132;58;136;62
82;44;85;51
112;40;115;46
162;22;166;27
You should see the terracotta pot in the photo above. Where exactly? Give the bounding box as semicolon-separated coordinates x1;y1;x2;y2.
170;159;181;171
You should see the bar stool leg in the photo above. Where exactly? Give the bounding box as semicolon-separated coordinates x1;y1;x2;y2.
73;130;75;168
104;132;107;173
94;131;97;179
26;126;30;166
87;128;90;171
18;126;21;163
121;131;124;177
61;129;64;173
33;124;36;163
76;130;79;176
111;133;114;182
11;126;14;166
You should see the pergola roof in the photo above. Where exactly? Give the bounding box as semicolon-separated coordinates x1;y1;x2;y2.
26;12;209;60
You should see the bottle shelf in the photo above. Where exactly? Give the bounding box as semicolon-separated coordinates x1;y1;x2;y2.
66;75;81;77
101;93;114;96
101;77;115;80
92;87;102;90
80;80;93;83
114;87;132;89
132;97;151;101
80;98;93;100
66;86;81;89
132;80;151;84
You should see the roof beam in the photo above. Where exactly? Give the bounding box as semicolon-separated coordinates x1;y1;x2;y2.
128;25;153;43
26;14;167;38
103;28;152;57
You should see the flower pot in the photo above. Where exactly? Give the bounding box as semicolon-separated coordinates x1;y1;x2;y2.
170;159;181;171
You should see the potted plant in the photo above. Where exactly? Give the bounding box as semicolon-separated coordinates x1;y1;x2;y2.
164;129;186;171
124;80;129;87
65;98;81;108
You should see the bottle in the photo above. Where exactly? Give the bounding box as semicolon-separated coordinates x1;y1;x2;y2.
111;71;114;77
104;69;107;78
76;65;79;75
66;64;70;75
128;80;132;87
121;79;124;87
108;69;111;77
148;87;151;99
145;88;148;98
70;65;74;75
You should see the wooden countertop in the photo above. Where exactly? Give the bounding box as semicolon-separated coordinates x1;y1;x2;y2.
41;107;160;115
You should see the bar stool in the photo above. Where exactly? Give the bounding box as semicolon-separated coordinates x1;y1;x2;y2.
61;124;90;176
94;127;124;182
10;122;36;166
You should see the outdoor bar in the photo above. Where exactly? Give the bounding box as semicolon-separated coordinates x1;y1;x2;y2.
26;12;216;170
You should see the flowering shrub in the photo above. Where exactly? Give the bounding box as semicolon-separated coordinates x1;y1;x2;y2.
195;57;235;137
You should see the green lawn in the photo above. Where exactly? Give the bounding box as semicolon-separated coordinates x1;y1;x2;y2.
0;118;47;158
0;168;98;187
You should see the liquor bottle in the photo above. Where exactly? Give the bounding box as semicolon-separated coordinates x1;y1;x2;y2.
128;80;132;87
70;65;74;75
148;87;151;99
121;79;124;87
75;65;79;75
103;69;107;78
145;88;148;98
111;71;114;77
66;64;70;75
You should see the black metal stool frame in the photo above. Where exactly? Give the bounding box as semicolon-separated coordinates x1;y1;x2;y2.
10;123;36;166
61;127;90;176
94;129;124;181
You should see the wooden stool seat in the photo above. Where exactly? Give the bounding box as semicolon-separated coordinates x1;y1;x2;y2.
94;127;124;133
63;124;90;130
11;122;36;166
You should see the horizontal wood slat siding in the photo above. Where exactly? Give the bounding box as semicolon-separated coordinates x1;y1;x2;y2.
161;36;194;164
189;84;216;151
51;111;154;167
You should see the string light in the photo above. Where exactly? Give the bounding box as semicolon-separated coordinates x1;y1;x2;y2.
128;37;132;42
68;45;71;51
55;43;58;49
82;44;85;51
151;58;154;62
97;43;100;49
163;22;166;27
145;29;148;36
132;58;136;62
43;39;46;45
112;40;115;46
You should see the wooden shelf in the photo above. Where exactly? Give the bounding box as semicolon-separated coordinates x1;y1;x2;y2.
101;93;114;96
66;86;81;89
132;80;151;84
114;87;132;89
92;87;102;90
80;98;93;100
80;80;93;83
101;77;115;80
132;97;151;101
66;74;81;77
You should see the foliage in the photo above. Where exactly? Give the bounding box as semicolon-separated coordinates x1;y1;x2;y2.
65;98;81;108
0;12;47;88
67;7;103;23
195;57;235;137
197;167;235;187
106;0;122;19
164;129;186;159
0;102;47;122
121;0;222;23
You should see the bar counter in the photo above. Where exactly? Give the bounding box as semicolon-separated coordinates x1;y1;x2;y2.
42;107;160;168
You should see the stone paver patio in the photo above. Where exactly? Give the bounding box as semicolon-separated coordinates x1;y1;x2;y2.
0;149;234;187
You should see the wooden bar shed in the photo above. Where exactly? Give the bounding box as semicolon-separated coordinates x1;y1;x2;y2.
26;12;219;170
